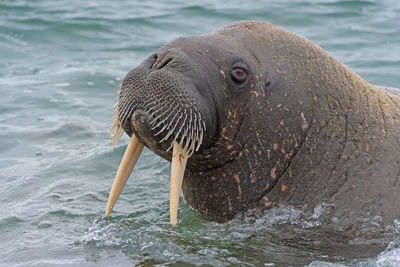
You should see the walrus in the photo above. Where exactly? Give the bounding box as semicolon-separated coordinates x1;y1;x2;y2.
104;20;400;227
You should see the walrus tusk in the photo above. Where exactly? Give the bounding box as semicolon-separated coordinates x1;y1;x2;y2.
105;134;144;217
170;142;188;226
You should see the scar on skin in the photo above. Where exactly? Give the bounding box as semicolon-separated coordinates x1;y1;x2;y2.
281;184;287;192
263;196;272;207
250;173;256;183
271;167;277;179
234;174;242;199
301;112;308;130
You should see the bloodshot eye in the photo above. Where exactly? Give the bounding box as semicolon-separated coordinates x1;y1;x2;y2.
231;67;247;83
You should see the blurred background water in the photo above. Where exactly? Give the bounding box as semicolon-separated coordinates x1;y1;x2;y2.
1;0;400;266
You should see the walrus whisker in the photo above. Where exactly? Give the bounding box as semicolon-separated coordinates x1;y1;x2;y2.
143;93;164;111
161;110;180;134
172;112;187;141
198;127;204;150
188;109;193;131
119;100;136;123
110;107;125;151
110;118;123;137
155;103;178;123
166;113;187;151
188;115;196;154
146;95;165;114
188;133;196;157
146;101;164;116
152;99;171;117
184;110;194;152
183;132;190;152
157;106;178;127
159;109;181;133
160;112;183;143
113;99;120;109
154;121;170;136
152;105;177;130
145;100;160;115
195;113;203;151
110;127;124;151
178;115;189;147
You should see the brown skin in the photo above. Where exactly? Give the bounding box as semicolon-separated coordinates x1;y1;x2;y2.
119;21;400;226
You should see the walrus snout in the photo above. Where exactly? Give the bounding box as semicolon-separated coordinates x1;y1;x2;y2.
130;109;161;152
112;40;225;159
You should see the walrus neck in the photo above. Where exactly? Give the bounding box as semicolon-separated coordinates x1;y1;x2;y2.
264;80;400;219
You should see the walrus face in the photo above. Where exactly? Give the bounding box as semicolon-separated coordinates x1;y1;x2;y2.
106;33;258;225
117;37;253;159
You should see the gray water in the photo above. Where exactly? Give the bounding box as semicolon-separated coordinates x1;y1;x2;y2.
1;0;400;266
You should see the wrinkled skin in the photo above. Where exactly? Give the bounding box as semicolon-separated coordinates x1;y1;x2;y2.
118;21;400;225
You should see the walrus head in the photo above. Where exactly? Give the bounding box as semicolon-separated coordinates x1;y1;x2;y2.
106;27;260;224
105;21;378;225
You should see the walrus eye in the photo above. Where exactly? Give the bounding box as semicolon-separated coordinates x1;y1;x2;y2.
231;67;247;83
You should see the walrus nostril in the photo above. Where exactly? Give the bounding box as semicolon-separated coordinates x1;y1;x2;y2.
154;57;173;70
149;53;158;69
152;51;174;70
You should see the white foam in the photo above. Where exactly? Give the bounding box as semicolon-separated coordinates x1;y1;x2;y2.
373;241;400;267
53;82;70;87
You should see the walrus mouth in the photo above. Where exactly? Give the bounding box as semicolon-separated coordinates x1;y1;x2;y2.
105;94;206;226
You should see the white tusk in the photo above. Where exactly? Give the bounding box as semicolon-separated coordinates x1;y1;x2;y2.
105;134;144;217
170;142;188;226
